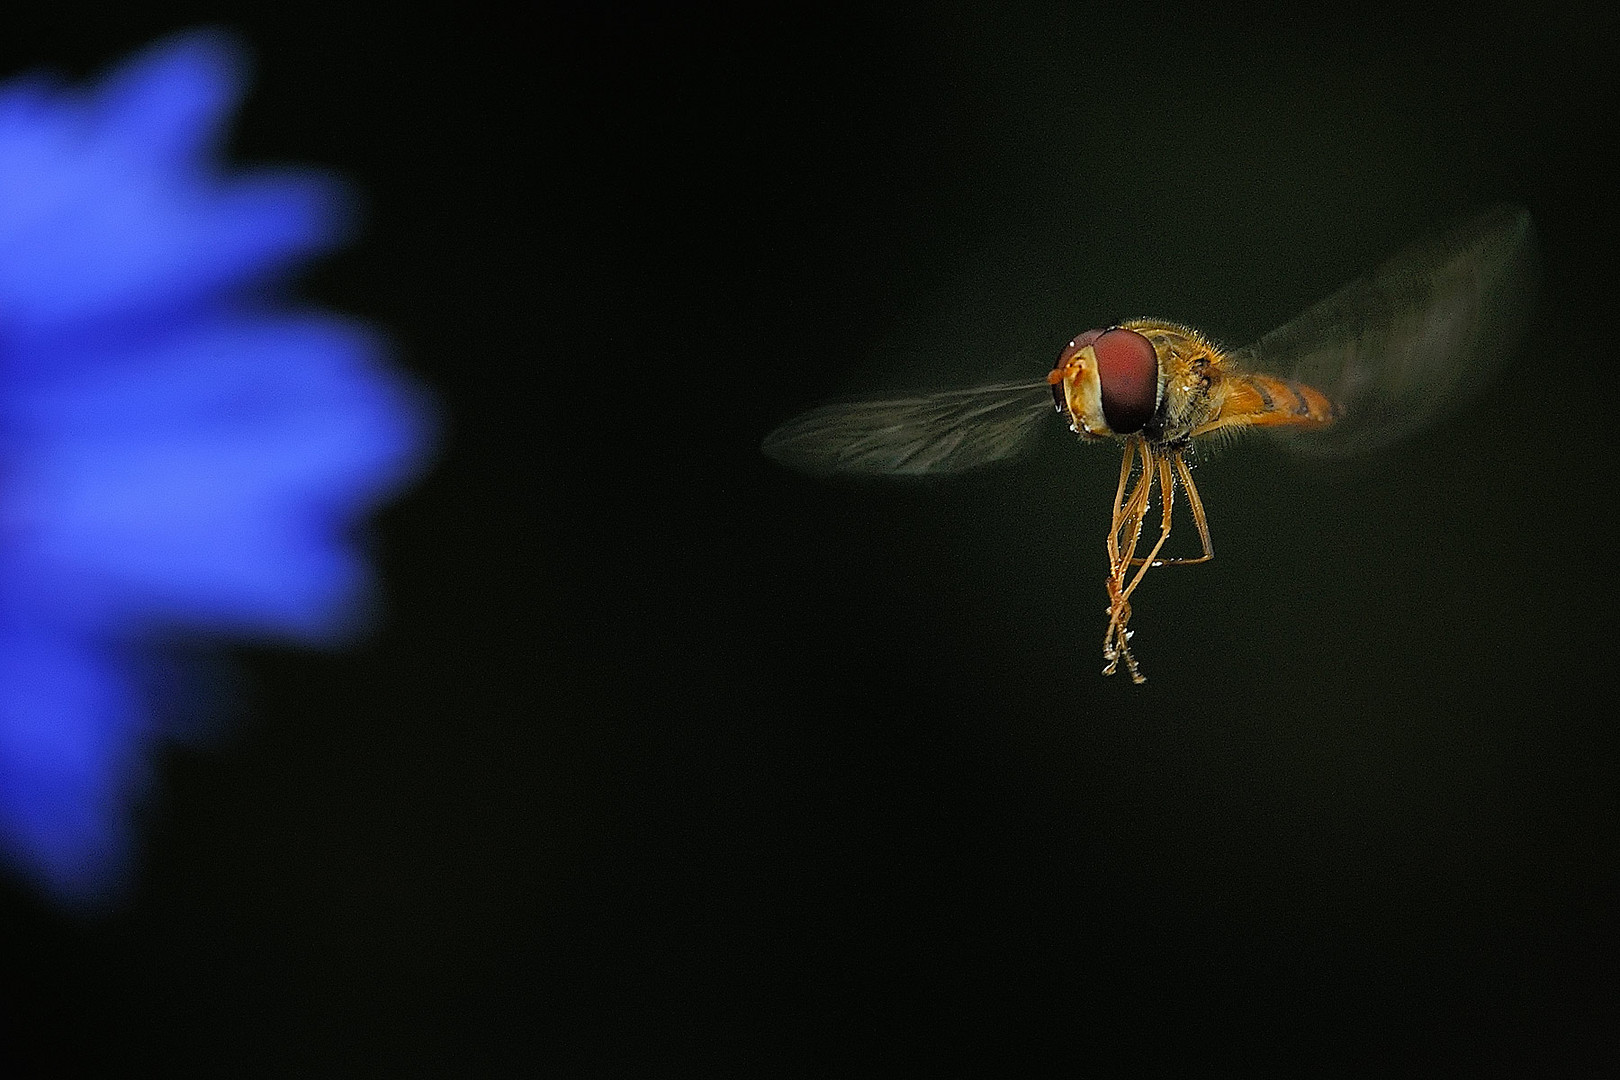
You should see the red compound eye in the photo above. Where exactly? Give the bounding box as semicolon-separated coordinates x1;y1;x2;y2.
1094;328;1157;434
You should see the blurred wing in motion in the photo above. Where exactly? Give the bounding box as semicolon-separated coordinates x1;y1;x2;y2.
762;380;1054;476
1231;203;1537;456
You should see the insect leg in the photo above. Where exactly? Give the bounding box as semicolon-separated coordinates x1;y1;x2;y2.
1108;443;1153;568
1121;450;1214;567
1169;450;1215;565
1103;438;1157;683
1119;451;1177;598
1105;437;1138;569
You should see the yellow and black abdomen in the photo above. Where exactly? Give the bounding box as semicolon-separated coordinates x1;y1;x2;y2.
1198;372;1337;438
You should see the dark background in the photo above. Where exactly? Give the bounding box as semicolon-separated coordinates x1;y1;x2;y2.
5;4;1620;1075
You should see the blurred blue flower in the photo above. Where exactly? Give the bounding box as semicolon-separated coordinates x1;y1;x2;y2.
0;31;431;905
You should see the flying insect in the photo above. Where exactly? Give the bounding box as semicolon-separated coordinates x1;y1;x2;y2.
763;205;1536;682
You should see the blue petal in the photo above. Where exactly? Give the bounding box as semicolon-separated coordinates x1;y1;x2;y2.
0;31;349;339
0;30;436;904
0;624;142;907
2;313;430;639
89;29;246;167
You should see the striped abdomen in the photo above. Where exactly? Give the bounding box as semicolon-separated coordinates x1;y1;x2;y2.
1204;372;1337;434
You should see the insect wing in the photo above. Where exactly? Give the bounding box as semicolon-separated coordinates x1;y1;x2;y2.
1230;203;1537;456
762;380;1054;476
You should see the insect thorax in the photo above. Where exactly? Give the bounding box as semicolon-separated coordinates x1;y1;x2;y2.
1117;318;1226;445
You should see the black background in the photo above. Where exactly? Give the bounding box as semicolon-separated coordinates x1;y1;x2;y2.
4;4;1620;1075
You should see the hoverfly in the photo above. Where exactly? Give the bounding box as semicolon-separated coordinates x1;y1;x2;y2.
763;205;1536;683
